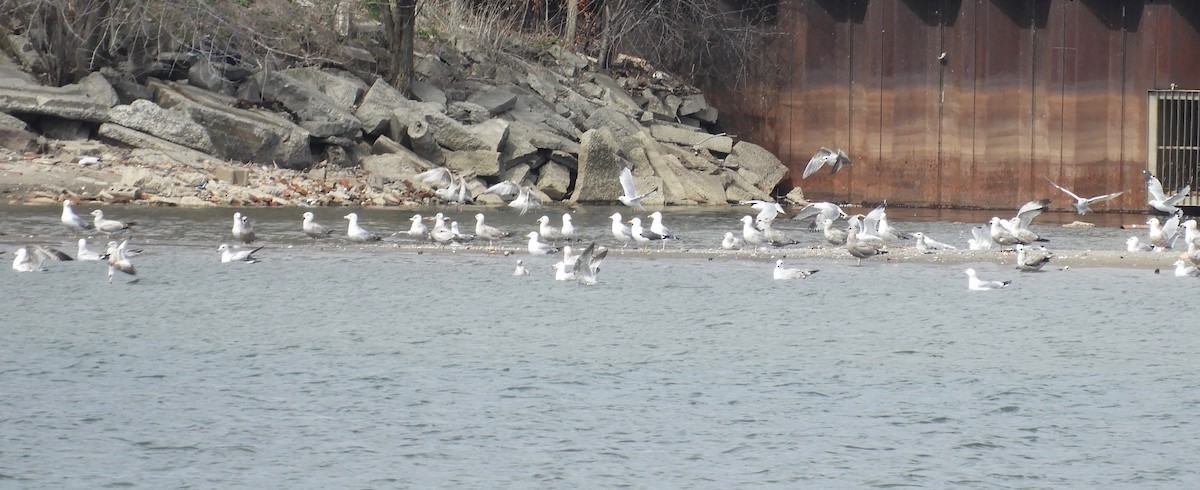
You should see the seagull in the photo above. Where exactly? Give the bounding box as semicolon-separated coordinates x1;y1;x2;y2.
968;225;993;250
232;212;256;244
1144;169;1190;214
721;232;743;250
861;202;909;242
406;214;429;241
537;215;565;243
759;220;799;247
820;218;848;246
474;213;510;248
740;215;768;250
1043;177;1126;215
513;259;530;276
1182;219;1199;247
1125;236;1153;252
430;222;457;246
449;221;474;245
90;209;135;234
218;243;263;263
774;260;818;280
302;212;333;239
77;238;104;261
571;242;607;286
742;200;785;225
61;200;93;233
609;212;634;247
628;217;667;250
1181;241;1200;266
1171;259;1200;277
415;167;454;189
12;245;71;272
846;216;886;265
913;232;956;253
965;268;1011;290
1015;244;1053;272
647;211;677;250
560;214;577;241
344;213;381;242
484;180;521;198
1148;211;1183;250
802;147;852;179
526;231;558;255
507;186;542;215
1002;199;1052;244
793;202;848;230
105;240;137;282
618;166;658;210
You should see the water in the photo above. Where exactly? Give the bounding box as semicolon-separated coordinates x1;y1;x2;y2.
2;205;1199;488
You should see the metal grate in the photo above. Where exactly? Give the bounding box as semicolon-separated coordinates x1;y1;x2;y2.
1147;90;1200;207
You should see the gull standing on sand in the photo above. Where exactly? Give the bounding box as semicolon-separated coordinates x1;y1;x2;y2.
609;212;633;248
1126;236;1153;252
647;211;677;250
721;232;742;250
430;222;457;246
474;213;510;248
1015;244;1053;272
1144;170;1190;215
77;238;104;261
793;202;848;230
740;215;768;250
90;209;134;235
61;200;93;233
1181;219;1199;247
232;212;256;244
449;221;473;245
759;220;799;247
774;260;818;280
803;147;852;179
846;217;886;265
1044;177;1126;215
965;268;1011;290
913;232;956;253
527;231;558;255
302;212;333;239
618;167;657;211
743;200;785;225
344;213;381;242
105;240;137;282
1148;211;1183;250
629;217;667;250
537;215;564;244
968;225;993;250
513;260;530;276
821;218;848;246
407;214;429;241
218;243;263;263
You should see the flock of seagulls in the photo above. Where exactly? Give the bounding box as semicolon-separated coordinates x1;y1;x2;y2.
10;157;1198;289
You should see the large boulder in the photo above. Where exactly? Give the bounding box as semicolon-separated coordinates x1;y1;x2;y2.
72;72;120;108
240;70;362;138
569;127;627;204
468;86;518;115
149;79;313;169
108;99;214;153
725;140;789;193
443;150;501;177
283;67;369;112
360;151;432;183
536;161;571;200
97;123;221;167
500;120;579;171
589;73;642;116
355;78;439;135
0;84;108;122
187;60;236;95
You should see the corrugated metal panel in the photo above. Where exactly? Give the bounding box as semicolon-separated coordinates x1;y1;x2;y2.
708;0;1200;212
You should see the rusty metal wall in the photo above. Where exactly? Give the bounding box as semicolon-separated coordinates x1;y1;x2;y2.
712;0;1200;212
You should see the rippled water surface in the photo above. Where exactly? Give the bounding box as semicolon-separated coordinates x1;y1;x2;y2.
2;205;1199;488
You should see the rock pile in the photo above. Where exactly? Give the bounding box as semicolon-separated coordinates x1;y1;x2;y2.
0;26;789;208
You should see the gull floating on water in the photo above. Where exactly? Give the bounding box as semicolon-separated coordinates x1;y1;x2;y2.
218;243;263;263
61;200;93;233
12;245;71;272
77;238;104;261
774;260;818;280
106;240;137;282
1043;177;1126;215
344;213;381;242
232;212;256;244
803;147;852;179
1144;169;1190;215
302;212;333;239
90;209;135;235
964;268;1010;290
513;259;530;276
618;166;658;211
554;243;607;284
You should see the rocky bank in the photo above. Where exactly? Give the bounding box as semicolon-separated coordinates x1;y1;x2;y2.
0;21;798;209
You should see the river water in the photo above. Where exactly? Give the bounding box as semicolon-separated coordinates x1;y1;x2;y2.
2;204;1198;488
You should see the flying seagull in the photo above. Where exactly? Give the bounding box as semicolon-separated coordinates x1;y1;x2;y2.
1043;177;1125;215
802;147;852;179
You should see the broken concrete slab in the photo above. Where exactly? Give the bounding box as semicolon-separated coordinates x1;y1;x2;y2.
108;99;214;153
649;123;733;153
240;70;362;138
569;127;627;204
725;140;789;193
283;67;369;112
97;123;221;168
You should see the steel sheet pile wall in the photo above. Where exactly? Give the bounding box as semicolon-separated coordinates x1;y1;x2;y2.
713;0;1200;211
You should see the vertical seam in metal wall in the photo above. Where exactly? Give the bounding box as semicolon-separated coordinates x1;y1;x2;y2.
1058;2;1066;188
1119;2;1127;191
879;2;885;205
936;0;945;205
1029;0;1036;190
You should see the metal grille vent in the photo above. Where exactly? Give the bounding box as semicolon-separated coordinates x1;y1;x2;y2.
1148;90;1200;207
